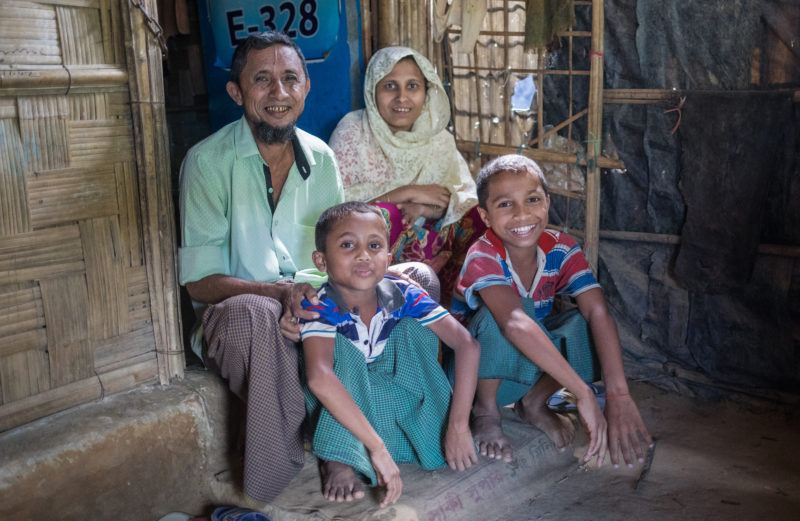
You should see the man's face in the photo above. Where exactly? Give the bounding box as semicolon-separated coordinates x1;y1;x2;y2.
226;45;310;143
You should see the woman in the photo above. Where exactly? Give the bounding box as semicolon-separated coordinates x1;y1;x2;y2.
330;46;484;302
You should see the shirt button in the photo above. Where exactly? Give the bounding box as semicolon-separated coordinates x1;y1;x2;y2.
363;340;368;345
268;187;274;194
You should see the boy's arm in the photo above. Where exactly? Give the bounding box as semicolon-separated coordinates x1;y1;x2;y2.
303;336;402;507
426;315;480;471
575;288;653;466
479;285;608;465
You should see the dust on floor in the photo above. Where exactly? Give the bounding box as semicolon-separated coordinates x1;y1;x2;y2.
208;381;800;521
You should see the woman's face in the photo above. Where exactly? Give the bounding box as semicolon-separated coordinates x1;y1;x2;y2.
374;58;426;133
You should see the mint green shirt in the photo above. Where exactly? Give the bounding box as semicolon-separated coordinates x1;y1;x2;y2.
179;116;343;292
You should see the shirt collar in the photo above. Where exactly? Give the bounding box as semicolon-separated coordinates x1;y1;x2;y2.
233;116;311;180
323;277;405;316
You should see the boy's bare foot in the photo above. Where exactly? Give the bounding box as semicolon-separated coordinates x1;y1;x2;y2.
515;396;576;450
320;460;366;502
471;414;514;462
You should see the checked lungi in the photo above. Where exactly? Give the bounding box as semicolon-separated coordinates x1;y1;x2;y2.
463;301;599;407
203;294;306;503
304;317;452;486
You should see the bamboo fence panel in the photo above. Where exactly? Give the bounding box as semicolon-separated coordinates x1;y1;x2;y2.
0;0;181;432
443;0;606;269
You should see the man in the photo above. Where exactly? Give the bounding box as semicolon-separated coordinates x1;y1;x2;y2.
179;31;344;503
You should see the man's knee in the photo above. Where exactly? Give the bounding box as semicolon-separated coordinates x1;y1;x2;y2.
207;294;283;329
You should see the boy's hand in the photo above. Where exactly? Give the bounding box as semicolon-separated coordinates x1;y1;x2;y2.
369;445;402;507
445;427;478;471
576;391;608;466
604;395;653;467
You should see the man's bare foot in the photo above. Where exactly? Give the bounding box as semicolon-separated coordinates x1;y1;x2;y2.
515;397;576;450
471;414;514;462
320;460;366;502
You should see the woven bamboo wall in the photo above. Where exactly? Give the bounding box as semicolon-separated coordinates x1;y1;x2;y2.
0;0;182;432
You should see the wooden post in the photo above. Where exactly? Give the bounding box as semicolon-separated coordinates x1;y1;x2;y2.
121;0;183;384
377;0;399;47
584;0;604;272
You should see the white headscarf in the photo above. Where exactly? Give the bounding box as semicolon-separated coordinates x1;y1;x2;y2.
329;46;477;226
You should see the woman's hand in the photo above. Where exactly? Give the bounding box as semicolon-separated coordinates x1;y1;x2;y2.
407;184;451;208
368;444;403;507
397;202;445;227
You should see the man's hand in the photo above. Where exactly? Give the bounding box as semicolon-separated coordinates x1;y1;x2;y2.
604;394;653;467
276;281;319;341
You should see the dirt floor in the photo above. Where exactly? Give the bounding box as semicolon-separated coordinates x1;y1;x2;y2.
200;380;800;521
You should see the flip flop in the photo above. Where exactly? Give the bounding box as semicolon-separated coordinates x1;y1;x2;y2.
546;384;605;413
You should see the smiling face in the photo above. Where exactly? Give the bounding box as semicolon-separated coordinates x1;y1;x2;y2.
374;57;426;133
477;169;551;260
312;211;390;301
226;44;310;143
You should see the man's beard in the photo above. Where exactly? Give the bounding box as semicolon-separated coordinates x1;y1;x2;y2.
253;120;296;144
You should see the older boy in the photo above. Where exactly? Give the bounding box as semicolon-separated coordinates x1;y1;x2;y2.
300;202;480;507
452;154;652;467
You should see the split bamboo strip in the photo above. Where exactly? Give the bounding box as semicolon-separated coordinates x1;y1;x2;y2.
582;0;604;271
0;224;84;285
455;140;624;169
115;161;145;267
127;266;153;329
80;217;129;341
0;329;47;359
0;285;44;341
449;64;590;75
503;0;512;146
40;273;93;387
27;165;118;229
0;375;101;432
603;88;678;104
528;108;588;148
96;355;158;396
0;348;49;404
0;118;31;237
0;67;127;95
122;0;183;384
93;324;155;371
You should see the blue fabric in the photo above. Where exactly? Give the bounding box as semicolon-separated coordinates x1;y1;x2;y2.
211;506;272;521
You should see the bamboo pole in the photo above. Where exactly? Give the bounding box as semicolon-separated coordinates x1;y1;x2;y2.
0;67;127;96
455;140;625;169
121;0;183;384
583;0;604;271
377;0;399;48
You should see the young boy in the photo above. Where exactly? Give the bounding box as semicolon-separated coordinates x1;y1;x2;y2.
451;154;652;468
300;202;480;507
